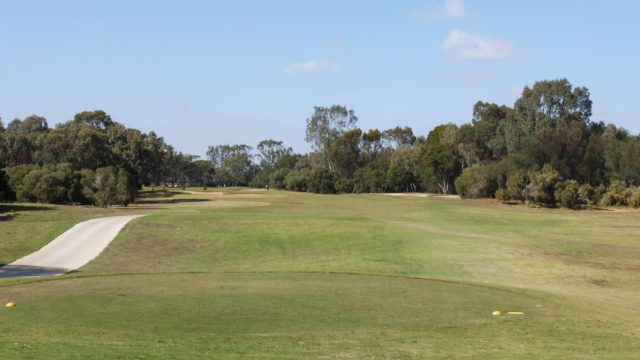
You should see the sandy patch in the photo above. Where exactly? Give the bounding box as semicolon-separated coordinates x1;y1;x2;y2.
184;191;225;195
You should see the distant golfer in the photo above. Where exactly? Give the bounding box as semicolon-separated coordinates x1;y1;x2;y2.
265;184;269;191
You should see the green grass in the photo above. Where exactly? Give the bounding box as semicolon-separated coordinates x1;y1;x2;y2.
1;189;639;359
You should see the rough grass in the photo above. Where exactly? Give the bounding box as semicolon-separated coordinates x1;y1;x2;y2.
1;188;639;359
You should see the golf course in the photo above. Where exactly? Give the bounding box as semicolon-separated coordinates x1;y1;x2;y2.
1;188;639;359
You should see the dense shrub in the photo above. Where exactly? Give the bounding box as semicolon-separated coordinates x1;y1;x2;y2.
83;166;136;207
4;164;37;198
0;169;13;201
524;164;561;206
353;168;385;193
385;164;416;193
600;180;631;206
554;179;581;209
248;168;272;188
284;169;310;192
502;172;528;202
11;164;92;204
629;189;640;208
334;177;354;193
578;184;595;206
269;168;290;189
593;184;607;205
307;168;338;194
454;164;500;199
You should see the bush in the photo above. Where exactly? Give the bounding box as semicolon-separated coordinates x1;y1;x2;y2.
249;168;273;188
353;168;385;193
4;164;38;198
578;184;595;206
502;172;528;203
554;180;581;209
385;164;413;193
524;164;561;206
0;168;14;201
454;164;500;199
19;164;78;203
629;188;640;208
334;177;354;193
593;184;607;205
83;166;136;207
285;169;310;192
269;168;290;190
307;168;338;194
600;180;631;207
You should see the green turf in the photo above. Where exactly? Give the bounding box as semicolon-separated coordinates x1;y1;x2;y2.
1;189;639;359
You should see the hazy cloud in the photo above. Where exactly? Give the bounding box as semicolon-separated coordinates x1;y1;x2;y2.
282;59;343;76
442;29;525;61
410;0;469;21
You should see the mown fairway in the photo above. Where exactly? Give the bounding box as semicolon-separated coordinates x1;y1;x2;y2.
1;189;639;359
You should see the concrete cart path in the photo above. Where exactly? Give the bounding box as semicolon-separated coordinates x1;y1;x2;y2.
0;214;145;279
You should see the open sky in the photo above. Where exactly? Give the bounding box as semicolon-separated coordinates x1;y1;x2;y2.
1;0;638;157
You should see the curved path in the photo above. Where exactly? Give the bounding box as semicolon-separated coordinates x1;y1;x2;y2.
0;214;145;279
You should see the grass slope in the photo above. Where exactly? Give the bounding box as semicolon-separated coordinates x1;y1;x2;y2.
1;189;639;359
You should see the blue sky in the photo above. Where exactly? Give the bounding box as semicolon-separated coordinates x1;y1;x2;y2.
1;0;638;157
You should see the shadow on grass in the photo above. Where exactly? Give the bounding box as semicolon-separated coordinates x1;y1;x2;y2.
137;190;187;198
0;203;54;221
0;264;68;278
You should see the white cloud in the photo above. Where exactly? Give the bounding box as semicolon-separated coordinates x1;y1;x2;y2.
410;0;469;21
442;29;525;61
282;59;343;76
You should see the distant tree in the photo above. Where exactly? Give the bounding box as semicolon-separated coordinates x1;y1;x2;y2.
305;105;358;169
328;128;362;179
256;139;292;168
419;124;461;194
206;144;252;169
382;126;416;148
73;110;114;130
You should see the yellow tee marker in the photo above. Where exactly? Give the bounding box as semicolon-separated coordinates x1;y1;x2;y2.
506;312;524;315
492;310;502;316
5;302;16;308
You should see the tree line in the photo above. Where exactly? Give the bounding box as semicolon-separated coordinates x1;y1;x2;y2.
0;110;204;206
1;79;639;209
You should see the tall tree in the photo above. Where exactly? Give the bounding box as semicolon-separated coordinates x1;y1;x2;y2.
329;128;362;179
305;105;358;169
256;139;292;168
